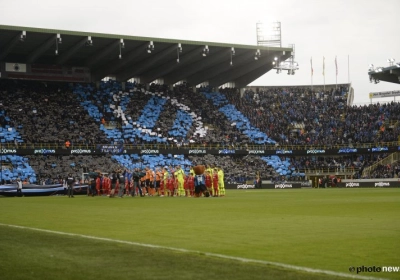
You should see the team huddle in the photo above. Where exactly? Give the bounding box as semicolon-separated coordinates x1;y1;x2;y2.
87;165;226;198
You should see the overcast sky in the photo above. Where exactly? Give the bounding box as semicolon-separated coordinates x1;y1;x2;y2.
1;0;399;103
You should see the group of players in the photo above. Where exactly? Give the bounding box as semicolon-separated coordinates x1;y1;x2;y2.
87;165;226;198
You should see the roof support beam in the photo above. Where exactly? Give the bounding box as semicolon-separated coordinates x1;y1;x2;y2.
234;53;292;87
233;63;274;88
207;54;275;87
116;45;177;81
55;37;88;65
163;48;227;85
140;46;204;84
187;52;254;86
0;32;22;61
26;34;56;64
92;42;148;80
85;40;120;68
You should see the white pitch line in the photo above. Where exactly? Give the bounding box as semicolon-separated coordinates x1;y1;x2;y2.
0;223;387;280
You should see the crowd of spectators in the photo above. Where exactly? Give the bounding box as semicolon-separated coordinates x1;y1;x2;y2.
2;79;400;183
140;83;251;145
288;153;400;179
365;162;400;178
0;79;108;146
2;80;399;148
188;154;281;183
359;153;400;178
26;154;119;184
219;86;400;146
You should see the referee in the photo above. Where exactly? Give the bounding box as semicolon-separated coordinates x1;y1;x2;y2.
109;171;117;198
16;178;23;197
66;173;75;198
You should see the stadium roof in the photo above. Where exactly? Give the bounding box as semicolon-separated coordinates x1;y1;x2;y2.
368;64;400;84
0;25;293;87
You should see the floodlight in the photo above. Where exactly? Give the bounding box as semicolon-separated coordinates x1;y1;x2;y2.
202;45;209;57
119;39;125;58
20;31;26;42
55;34;62;55
368;64;374;71
86;36;93;46
57;34;62;44
146;41;154;54
388;58;395;66
177;43;182;63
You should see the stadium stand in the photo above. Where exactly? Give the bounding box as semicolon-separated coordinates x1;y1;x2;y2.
0;155;36;183
1;79;400;184
25;154;120;184
0;79;109;145
218;86;400;146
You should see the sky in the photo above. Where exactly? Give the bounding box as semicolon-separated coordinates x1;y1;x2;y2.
1;0;399;104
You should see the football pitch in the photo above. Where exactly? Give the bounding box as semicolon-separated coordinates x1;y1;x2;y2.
0;188;399;280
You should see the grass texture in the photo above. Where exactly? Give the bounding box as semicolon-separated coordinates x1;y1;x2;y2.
0;188;399;279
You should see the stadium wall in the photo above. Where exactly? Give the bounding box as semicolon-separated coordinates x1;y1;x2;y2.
1;62;91;82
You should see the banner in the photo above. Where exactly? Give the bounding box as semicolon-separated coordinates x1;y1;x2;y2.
5;63;27;72
338;181;400;188
225;182;304;189
369;91;400;99
0;146;398;156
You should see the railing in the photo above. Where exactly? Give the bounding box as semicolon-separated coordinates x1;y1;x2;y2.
300;167;359;175
0;162;13;170
362;152;400;177
102;121;120;128
0;141;399;151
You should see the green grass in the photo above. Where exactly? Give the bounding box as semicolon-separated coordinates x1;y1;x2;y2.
0;189;399;279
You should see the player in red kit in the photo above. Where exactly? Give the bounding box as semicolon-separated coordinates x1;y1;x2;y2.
103;174;110;196
96;176;101;196
167;176;175;197
205;171;212;197
213;168;219;197
184;176;190;197
188;174;195;197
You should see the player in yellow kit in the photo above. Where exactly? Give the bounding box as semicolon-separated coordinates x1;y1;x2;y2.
217;167;225;196
163;167;170;197
174;165;185;197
